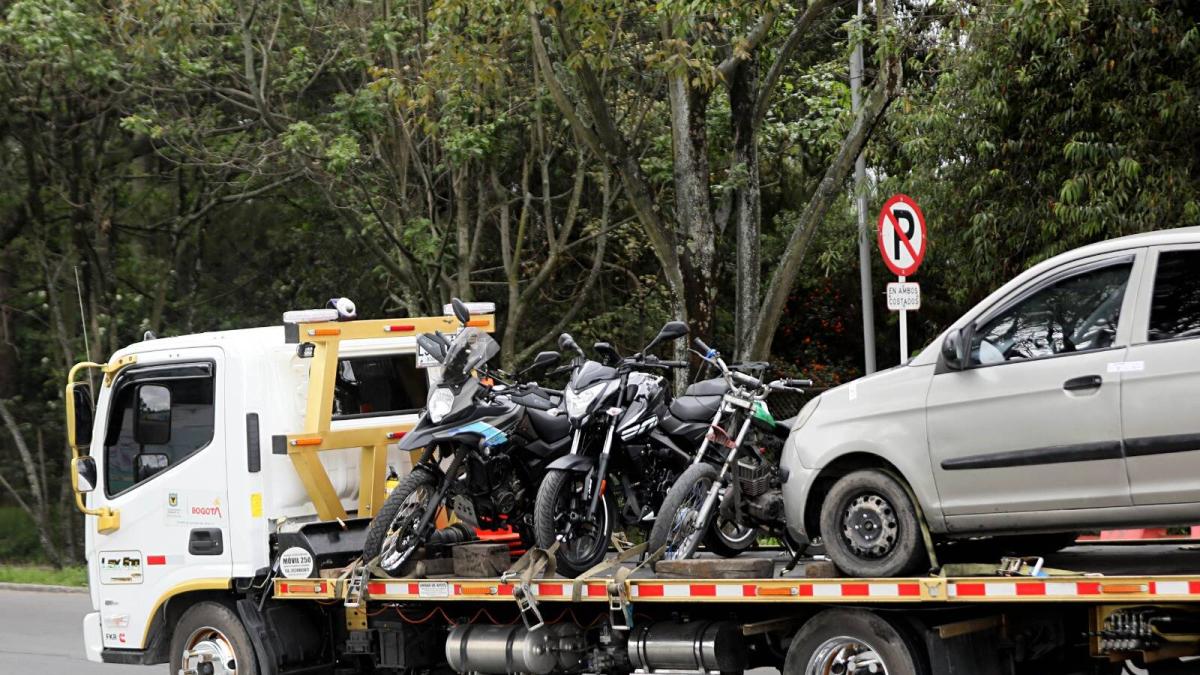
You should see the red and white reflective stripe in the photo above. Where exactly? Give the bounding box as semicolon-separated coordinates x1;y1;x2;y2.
630;582;922;599
145;555;184;566
948;579;1200;599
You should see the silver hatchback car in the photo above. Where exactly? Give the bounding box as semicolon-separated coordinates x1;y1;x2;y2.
781;227;1200;577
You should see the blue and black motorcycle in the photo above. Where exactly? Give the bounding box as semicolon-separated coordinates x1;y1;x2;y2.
363;300;571;575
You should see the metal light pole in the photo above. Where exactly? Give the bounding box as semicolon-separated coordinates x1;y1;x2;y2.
851;0;876;374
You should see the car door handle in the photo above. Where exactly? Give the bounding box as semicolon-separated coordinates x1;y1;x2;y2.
188;528;224;556
1063;375;1103;392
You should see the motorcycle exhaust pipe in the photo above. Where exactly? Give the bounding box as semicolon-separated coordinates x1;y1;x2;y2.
627;621;747;673
445;624;582;674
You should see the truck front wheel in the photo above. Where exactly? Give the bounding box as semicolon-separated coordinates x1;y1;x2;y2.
169;601;259;675
783;608;927;675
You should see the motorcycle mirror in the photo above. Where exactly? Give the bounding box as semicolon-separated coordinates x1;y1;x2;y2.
417;334;446;363
451;297;471;325
644;320;689;352
558;333;584;357
519;350;561;377
593;341;620;366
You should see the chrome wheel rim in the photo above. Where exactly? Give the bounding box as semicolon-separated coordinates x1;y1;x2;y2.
181;626;239;675
380;481;435;571
805;636;888;675
713;514;756;547
841;492;899;559
663;477;712;560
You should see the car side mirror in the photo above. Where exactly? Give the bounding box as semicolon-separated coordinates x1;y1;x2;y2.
67;382;94;450
941;328;969;371
134;453;169;482
133;384;172;446
73;455;97;493
451;297;471;325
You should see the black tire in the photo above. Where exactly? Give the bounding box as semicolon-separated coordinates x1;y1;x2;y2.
703;514;759;558
818;469;925;578
648;463;720;561
363;468;440;574
169;601;259;675
535;469;615;578
783;608;927;675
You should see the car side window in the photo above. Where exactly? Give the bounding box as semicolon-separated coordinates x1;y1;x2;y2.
972;262;1132;366
1148;249;1200;342
104;364;216;496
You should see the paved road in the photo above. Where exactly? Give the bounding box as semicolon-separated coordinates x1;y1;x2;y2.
0;588;150;674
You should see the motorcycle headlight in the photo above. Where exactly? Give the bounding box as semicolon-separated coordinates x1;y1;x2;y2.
427;387;455;424
565;384;604;420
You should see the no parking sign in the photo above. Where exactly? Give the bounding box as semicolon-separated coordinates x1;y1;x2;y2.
877;194;927;363
876;194;926;277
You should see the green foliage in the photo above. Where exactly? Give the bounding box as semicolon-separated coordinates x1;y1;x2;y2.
0;563;90;587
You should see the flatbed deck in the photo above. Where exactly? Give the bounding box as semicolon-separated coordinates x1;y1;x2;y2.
274;543;1200;605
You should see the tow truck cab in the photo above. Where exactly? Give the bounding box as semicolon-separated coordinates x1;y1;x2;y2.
65;307;492;666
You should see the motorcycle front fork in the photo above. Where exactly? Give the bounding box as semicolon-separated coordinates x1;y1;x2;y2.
693;417;753;534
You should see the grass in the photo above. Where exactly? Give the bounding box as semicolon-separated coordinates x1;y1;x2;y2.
0;563;89;587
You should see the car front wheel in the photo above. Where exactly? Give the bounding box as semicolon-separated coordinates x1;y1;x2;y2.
818;469;925;578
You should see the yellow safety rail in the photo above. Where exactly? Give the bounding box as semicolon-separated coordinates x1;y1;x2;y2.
284;314;495;522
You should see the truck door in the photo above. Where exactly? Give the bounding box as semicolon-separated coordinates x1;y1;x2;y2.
88;348;230;653
926;252;1139;523
1121;245;1200;505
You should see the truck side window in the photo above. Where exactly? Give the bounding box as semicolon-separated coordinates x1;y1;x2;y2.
972;263;1132;365
1148;250;1200;341
104;365;216;496
332;354;425;419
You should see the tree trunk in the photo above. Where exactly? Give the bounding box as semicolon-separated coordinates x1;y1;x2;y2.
729;60;762;361
667;72;717;341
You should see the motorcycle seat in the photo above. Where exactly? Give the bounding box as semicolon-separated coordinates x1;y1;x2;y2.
527;406;571;443
668;393;723;422
682;377;728;397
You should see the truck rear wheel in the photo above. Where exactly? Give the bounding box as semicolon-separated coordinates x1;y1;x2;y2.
783;608;927;675
819;469;925;577
169;601;259;675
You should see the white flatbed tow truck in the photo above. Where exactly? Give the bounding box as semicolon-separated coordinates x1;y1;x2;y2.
63;309;1200;674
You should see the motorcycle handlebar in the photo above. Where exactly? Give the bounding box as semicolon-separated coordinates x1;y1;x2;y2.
783;378;813;388
731;370;762;389
692;337;714;356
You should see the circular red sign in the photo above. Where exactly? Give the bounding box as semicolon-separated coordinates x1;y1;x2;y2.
876;193;927;277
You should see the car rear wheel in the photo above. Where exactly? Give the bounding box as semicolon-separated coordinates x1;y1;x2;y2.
818;469;925;578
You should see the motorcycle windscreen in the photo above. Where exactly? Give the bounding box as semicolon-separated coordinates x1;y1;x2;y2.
442;327;500;384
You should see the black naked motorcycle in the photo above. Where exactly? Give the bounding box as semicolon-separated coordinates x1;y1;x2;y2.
534;321;691;577
647;338;809;561
362;300;572;575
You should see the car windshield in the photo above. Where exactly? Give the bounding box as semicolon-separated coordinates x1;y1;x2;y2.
441;327;499;384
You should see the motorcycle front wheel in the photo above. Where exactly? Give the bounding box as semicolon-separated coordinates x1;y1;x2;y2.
362;468;440;575
647;462;720;562
534;469;615;578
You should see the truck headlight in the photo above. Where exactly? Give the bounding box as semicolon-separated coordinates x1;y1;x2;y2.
427;387;454;424
565;384;603;420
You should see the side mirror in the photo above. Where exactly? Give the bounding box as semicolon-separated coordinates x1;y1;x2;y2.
558;333;583;358
941;327;969;371
531;350;561;370
133;384;172;446
417;333;447;363
134;453;169;482
593;341;620;366
73;455;97;493
645;320;689;352
67;382;94;450
451;297;471;325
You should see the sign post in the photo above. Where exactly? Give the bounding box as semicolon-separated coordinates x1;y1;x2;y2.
877;194;927;364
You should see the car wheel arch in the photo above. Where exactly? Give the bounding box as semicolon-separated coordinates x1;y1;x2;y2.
804;452;920;540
